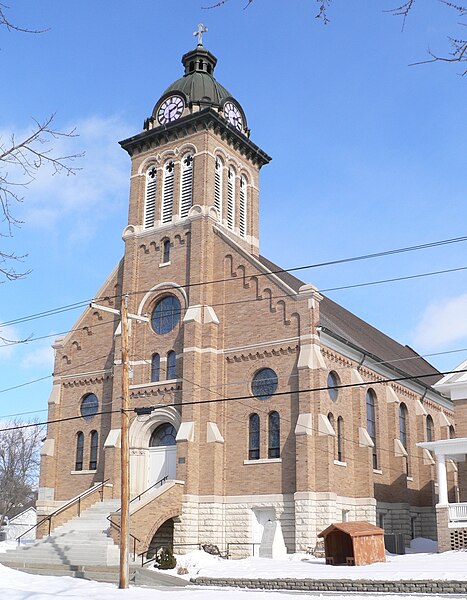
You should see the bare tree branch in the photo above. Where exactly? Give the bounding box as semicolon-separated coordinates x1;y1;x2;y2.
0;2;46;34
0;114;83;282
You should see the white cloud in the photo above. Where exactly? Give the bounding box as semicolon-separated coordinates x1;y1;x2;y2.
20;342;54;370
412;292;467;350
1;114;134;237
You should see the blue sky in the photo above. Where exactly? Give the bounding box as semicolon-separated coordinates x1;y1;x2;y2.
1;0;466;420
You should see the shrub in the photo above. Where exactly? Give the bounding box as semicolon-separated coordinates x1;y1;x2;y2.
155;546;176;570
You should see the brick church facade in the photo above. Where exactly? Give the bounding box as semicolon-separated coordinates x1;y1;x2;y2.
37;38;459;557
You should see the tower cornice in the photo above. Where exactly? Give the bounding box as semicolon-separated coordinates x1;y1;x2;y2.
119;108;271;168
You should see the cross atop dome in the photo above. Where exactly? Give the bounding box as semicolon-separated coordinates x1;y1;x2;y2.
193;23;208;46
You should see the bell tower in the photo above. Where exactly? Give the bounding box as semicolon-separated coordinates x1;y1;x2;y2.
119;29;271;257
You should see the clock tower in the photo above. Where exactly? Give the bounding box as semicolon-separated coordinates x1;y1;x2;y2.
120;34;271;257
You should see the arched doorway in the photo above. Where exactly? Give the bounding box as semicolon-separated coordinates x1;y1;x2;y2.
148;423;177;486
147;518;175;559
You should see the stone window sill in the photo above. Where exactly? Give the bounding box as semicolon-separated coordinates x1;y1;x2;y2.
407;476;414;482
334;460;347;467
243;458;282;465
71;469;97;475
373;469;383;475
159;261;171;267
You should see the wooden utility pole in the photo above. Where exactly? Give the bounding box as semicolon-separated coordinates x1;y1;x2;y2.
119;294;130;589
89;297;149;589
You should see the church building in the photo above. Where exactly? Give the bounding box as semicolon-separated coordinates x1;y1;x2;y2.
36;32;466;558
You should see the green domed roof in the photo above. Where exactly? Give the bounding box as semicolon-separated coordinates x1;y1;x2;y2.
162;70;232;107
151;43;242;119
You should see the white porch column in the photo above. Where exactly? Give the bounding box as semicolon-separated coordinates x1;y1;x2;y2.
437;453;449;506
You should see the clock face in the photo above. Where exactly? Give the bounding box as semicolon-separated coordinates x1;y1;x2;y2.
157;96;185;125
223;101;243;131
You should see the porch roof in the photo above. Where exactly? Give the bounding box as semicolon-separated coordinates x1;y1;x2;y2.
417;437;467;461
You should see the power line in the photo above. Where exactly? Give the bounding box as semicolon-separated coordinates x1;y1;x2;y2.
2;233;467;328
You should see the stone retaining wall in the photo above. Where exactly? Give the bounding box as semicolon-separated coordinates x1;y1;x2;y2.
192;577;466;594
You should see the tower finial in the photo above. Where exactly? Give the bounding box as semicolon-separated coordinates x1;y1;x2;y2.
193;23;208;46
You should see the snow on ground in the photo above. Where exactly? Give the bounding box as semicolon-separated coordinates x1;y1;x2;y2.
0;539;466;599
160;539;467;582
0;563;461;600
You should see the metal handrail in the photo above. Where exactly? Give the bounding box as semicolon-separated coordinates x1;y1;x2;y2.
113;475;169;513
17;479;110;546
106;513;141;560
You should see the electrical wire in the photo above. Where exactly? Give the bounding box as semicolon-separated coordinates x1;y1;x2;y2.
2;233;467;328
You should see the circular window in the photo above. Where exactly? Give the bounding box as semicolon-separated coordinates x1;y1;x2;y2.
151;295;181;335
327;371;339;402
149;423;177;447
80;393;99;420
251;368;278;401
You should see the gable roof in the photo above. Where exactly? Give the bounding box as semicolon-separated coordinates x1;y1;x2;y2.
257;255;441;388
318;521;384;538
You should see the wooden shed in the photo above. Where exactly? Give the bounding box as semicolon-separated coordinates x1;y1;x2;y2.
318;521;386;566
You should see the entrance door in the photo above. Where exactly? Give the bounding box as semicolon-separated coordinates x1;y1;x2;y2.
252;508;275;556
148;446;176;486
147;423;177;487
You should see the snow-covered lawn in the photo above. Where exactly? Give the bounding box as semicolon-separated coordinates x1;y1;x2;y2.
161;538;467;582
0;538;467;599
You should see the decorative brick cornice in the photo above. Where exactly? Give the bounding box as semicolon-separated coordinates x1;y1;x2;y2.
226;345;298;363
130;383;181;399
119;108;271;168
62;374;112;388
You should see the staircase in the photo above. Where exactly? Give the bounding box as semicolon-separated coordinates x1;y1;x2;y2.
0;499;121;580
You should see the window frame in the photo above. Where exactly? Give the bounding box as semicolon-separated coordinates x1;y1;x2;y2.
248;413;260;460
366;388;378;470
268;411;280;459
89;430;98;470
151;295;182;335
75;432;84;471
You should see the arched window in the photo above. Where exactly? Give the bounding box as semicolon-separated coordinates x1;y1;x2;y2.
151;295;181;334
426;415;434;442
144;166;157;228
162;239;170;263
166;350;176;380
249;414;260;460
399;403;408;448
337;416;344;462
399;402;409;474
89;431;98;470
327;371;339;402
180;153;193;218
239;176;247;237
366;389;378;469
149;423;177;447
75;432;84;471
151;353;160;382
214;157;223;221
268;411;280;459
227;166;235;230
449;425;455;439
161;160;175;223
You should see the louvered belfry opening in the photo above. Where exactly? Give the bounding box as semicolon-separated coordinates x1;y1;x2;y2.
180;153;193;218
227;167;235;230
162;160;175;223
144;166;157;228
214;157;223;221
239;175;247;237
